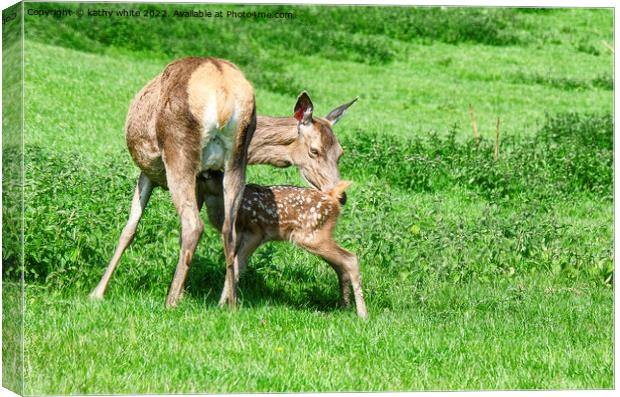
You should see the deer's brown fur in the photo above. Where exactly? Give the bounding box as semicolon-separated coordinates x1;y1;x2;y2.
203;171;367;319
125;80;353;194
125;57;255;189
247;105;352;193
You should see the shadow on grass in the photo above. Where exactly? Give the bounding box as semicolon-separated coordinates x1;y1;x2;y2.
184;245;343;314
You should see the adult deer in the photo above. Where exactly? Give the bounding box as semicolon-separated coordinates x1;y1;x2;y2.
89;59;357;307
89;57;255;310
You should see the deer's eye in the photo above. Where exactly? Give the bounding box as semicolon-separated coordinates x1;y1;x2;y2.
309;148;319;158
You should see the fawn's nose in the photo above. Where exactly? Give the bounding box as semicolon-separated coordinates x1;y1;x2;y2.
339;192;347;206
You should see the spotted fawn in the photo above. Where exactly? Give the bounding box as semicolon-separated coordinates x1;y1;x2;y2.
203;170;367;319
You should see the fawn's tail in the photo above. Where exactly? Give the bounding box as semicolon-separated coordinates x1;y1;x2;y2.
329;180;353;202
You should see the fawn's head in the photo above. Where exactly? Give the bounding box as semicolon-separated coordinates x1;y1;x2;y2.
291;92;357;195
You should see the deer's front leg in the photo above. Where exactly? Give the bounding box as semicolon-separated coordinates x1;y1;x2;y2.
90;172;153;300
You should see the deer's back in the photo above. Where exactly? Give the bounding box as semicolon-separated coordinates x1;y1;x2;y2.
125;57;254;187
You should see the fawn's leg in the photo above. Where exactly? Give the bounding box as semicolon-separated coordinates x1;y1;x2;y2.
165;161;204;308
218;232;262;306
306;241;368;319
331;265;352;308
90;172;153;300
345;253;367;319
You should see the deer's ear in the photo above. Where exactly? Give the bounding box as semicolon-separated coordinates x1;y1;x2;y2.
326;96;358;126
294;91;314;125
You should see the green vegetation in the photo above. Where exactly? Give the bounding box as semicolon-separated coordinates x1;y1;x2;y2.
2;3;24;394
24;282;612;393
24;3;612;131
9;3;614;394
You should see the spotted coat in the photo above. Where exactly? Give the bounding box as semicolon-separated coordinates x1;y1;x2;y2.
204;175;343;245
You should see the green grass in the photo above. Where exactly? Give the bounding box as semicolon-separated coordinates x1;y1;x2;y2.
22;4;613;140
5;4;614;394
23;280;611;394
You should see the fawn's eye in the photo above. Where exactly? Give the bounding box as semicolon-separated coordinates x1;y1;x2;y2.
309;148;319;157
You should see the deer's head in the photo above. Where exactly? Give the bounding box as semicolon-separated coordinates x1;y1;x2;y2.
291;92;357;195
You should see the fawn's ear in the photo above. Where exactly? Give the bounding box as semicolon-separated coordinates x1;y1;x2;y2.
329;180;353;203
294;91;314;125
325;97;358;126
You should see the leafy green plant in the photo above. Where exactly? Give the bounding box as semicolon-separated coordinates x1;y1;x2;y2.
341;113;612;202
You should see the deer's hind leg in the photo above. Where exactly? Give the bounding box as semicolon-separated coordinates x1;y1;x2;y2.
218;231;262;306
163;147;205;308
304;240;368;320
90;172;153;300
220;105;256;310
331;265;353;308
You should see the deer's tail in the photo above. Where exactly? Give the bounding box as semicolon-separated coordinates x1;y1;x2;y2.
328;181;352;202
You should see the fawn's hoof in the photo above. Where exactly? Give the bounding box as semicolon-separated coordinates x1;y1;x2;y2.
89;290;104;300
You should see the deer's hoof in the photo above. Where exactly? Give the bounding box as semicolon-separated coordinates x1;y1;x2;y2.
89;291;104;301
165;298;179;309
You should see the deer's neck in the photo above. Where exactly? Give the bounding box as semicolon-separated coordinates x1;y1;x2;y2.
247;116;299;167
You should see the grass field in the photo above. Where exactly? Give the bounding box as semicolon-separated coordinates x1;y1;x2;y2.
2;3;614;394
